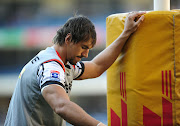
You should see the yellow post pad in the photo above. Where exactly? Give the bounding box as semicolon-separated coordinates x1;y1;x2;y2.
106;10;180;126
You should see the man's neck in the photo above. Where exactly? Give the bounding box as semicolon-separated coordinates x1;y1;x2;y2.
53;44;67;64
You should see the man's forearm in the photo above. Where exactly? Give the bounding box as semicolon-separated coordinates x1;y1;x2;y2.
56;99;100;126
92;30;131;75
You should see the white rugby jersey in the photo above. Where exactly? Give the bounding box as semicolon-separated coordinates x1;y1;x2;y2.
37;59;84;95
4;47;85;126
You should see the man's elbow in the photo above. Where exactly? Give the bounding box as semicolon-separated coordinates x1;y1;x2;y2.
95;71;103;78
95;67;106;78
53;100;68;117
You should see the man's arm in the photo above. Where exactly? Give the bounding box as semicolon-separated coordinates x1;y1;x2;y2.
78;12;145;79
42;84;106;126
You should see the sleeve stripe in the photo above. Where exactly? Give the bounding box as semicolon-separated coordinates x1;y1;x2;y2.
43;59;65;72
41;81;65;89
74;61;85;79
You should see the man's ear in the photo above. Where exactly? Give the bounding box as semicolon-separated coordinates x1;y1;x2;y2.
65;33;72;45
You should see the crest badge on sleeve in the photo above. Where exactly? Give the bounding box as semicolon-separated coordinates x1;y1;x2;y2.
50;70;60;78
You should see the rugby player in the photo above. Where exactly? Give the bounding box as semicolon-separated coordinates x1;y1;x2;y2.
4;11;145;126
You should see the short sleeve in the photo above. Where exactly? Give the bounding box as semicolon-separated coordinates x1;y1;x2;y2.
73;61;85;79
37;61;65;92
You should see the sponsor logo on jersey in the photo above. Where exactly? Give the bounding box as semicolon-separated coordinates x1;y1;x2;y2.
50;70;60;78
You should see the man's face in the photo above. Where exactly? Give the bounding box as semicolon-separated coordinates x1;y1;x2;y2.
67;38;93;65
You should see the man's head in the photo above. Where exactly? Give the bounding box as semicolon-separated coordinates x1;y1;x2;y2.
53;15;96;47
54;15;97;65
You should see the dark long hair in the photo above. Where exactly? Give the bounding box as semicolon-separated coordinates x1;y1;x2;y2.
53;15;96;46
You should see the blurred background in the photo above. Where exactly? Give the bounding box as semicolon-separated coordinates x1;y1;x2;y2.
0;0;180;125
